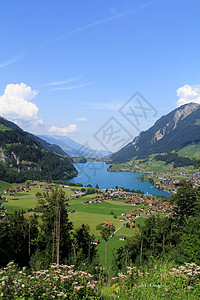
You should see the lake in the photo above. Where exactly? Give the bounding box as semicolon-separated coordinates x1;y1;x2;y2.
68;162;171;197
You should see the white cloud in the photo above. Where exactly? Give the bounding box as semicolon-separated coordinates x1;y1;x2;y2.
0;83;42;125
48;124;77;136
177;84;200;106
76;117;87;122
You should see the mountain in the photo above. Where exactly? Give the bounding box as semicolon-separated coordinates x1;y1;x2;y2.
0;117;77;183
28;134;67;157
38;135;111;158
110;102;200;163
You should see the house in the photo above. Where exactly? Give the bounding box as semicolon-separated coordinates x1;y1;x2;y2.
119;235;126;241
130;222;135;228
91;239;99;245
45;186;51;189
119;217;126;221
68;209;75;213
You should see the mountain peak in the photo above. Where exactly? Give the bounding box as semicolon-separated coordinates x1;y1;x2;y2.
174;102;200;125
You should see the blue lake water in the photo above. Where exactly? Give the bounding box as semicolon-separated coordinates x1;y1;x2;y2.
68;162;171;197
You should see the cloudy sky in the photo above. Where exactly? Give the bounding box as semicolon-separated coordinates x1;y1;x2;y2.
0;0;200;151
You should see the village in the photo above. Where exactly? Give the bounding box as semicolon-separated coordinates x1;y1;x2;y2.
145;170;200;192
72;189;175;234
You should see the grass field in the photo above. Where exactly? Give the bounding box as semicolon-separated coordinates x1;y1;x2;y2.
1;180;145;268
0;180;17;193
178;142;200;159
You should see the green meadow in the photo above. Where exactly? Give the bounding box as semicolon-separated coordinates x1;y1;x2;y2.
109;152;195;174
2;181;145;268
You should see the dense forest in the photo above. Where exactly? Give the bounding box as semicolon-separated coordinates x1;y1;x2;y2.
154;152;195;168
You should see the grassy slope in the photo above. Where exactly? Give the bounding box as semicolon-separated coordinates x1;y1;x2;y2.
0;180;16;193
109;152;197;174
0;124;12;132
178;142;200;159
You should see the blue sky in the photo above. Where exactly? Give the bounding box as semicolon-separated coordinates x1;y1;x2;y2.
0;0;200;152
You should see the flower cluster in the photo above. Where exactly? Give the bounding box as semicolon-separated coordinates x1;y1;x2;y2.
169;262;200;289
0;262;98;299
108;262;200;299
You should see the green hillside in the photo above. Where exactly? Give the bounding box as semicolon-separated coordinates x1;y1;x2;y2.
0;117;77;182
178;142;200;159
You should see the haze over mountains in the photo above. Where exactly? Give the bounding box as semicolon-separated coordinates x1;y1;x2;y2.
38;135;111;158
110;102;200;163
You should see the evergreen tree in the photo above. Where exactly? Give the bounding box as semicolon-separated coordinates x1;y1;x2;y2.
72;224;98;271
37;187;73;265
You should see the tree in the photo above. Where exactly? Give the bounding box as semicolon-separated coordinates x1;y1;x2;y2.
72;224;98;270
171;216;200;265
37;187;73;265
96;223;115;272
35;192;42;198
113;215;179;272
170;180;200;223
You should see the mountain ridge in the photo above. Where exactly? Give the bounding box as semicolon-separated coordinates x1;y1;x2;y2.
110;102;200;163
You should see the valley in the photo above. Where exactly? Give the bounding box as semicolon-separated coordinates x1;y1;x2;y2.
0;178;170;269
0;103;200;297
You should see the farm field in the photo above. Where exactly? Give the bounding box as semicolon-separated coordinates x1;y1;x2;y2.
1;180;145;268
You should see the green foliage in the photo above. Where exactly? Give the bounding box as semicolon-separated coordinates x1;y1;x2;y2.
0;211;39;267
170;216;200;265
170;180;200;222
102;260;200;299
113;215;179;272
35;192;42;198
154;152;195;167
72;224;99;273
97;223;115;272
96;223;115;243
86;187;98;194
36;187;73;265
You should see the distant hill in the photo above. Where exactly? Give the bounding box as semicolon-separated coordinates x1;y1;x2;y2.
38;135;111;158
0;117;77;183
28;134;68;157
110;102;200;163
